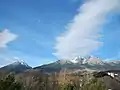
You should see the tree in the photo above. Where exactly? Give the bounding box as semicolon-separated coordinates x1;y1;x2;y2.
0;73;23;90
81;78;107;90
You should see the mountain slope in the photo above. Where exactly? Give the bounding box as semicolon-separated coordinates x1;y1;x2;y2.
93;70;120;90
34;60;85;73
34;56;120;73
0;61;32;73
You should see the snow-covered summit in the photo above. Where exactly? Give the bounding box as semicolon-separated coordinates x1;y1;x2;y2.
13;60;29;67
12;57;30;67
71;56;86;64
55;56;120;66
0;58;32;73
70;56;103;65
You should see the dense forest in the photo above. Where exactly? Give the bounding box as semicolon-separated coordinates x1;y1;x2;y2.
0;70;107;90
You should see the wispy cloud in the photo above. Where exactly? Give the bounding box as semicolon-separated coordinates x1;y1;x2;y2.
0;29;18;48
0;29;18;66
54;0;120;59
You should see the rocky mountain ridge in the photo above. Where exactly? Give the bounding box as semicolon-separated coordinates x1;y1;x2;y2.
1;56;120;73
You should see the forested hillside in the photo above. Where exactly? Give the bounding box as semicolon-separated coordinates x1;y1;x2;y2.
0;70;107;90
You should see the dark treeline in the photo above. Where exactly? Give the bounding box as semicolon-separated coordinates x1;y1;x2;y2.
0;70;107;90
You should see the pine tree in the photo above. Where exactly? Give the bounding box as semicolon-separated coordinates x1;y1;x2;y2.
0;73;23;90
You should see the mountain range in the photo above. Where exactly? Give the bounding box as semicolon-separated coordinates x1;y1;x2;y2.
0;56;120;90
0;56;120;74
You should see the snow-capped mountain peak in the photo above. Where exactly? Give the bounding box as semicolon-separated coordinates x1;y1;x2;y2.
85;57;104;65
0;58;32;73
70;59;78;63
71;56;79;63
71;56;87;64
54;56;104;65
12;58;30;67
19;60;24;64
70;56;104;65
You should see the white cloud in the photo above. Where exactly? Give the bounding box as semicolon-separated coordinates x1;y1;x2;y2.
0;29;18;48
54;0;120;59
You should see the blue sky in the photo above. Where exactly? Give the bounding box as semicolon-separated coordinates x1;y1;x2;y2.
0;0;120;67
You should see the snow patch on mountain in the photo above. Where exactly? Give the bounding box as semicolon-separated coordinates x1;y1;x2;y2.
13;60;29;67
12;57;30;67
85;57;104;65
70;56;104;65
56;56;120;66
